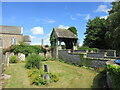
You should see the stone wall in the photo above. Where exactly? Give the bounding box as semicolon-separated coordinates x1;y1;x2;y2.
87;53;105;58
58;50;81;65
106;50;116;57
58;50;111;68
1;34;23;49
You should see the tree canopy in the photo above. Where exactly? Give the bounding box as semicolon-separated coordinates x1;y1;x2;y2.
68;26;78;35
106;1;120;50
83;1;120;51
83;17;108;49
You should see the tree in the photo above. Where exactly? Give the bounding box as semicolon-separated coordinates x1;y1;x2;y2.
83;17;108;49
68;26;78;35
106;1;120;50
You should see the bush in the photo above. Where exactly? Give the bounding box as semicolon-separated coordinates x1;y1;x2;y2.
25;54;42;69
4;42;46;56
78;46;98;52
107;64;120;88
28;69;59;86
9;55;18;63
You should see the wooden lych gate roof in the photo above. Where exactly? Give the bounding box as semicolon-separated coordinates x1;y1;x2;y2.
53;28;78;39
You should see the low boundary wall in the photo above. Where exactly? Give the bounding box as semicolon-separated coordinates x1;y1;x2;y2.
58;50;112;68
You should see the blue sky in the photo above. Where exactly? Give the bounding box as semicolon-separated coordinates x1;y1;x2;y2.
2;2;112;46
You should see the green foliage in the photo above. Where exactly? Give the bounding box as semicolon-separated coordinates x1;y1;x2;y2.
4;44;45;56
28;68;59;86
107;64;120;88
83;17;108;49
9;55;18;63
68;26;78;35
106;1;120;50
25;54;42;69
78;46;98;52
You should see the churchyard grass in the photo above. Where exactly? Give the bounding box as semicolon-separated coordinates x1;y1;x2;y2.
3;61;104;88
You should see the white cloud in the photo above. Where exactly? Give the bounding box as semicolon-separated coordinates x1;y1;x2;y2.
85;14;90;20
100;15;108;19
30;42;41;45
58;25;69;29
96;5;109;13
79;43;83;47
29;35;36;39
31;26;44;35
102;0;116;2
70;16;76;20
47;20;56;23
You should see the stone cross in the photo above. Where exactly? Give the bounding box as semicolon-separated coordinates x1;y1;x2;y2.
44;64;49;73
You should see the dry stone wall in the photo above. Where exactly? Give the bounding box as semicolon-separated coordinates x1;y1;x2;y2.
58;50;112;68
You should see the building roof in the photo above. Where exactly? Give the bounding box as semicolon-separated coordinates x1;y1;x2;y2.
0;25;23;35
53;28;78;39
23;35;31;42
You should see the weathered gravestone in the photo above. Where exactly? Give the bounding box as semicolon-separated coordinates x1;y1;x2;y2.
43;73;50;80
37;61;40;69
44;64;49;73
43;64;50;80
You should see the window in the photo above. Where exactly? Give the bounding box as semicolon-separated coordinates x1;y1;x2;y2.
11;37;16;45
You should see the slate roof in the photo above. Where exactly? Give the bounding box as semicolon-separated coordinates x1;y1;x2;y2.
0;25;22;35
23;35;31;42
53;28;78;39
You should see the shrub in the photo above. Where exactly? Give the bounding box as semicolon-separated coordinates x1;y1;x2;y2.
9;55;18;63
78;46;98;52
28;69;59;86
107;64;120;88
25;54;42;69
4;43;46;57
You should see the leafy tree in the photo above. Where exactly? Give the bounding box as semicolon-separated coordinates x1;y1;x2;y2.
68;26;78;35
106;1;120;50
83;17;108;49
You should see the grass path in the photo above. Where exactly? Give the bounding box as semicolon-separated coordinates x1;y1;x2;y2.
4;61;102;88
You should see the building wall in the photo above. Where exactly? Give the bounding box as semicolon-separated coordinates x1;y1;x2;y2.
0;34;23;49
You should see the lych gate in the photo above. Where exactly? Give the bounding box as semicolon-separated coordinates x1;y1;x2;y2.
50;28;78;58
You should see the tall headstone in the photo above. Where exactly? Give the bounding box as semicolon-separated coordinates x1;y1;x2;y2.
44;64;49;73
37;61;40;69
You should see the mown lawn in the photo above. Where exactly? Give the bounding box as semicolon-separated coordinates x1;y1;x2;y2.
3;61;105;88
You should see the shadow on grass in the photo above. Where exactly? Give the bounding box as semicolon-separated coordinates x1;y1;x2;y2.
91;71;109;89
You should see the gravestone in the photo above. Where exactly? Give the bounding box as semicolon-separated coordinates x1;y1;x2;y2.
18;53;25;61
43;73;50;80
44;64;49;73
37;61;40;69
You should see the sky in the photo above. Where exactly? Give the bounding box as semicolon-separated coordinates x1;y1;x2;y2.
2;2;112;46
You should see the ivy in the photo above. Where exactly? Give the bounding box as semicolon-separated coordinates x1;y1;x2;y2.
4;43;45;56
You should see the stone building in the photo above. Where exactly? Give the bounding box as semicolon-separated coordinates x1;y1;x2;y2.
0;25;31;49
0;25;31;77
50;28;78;58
